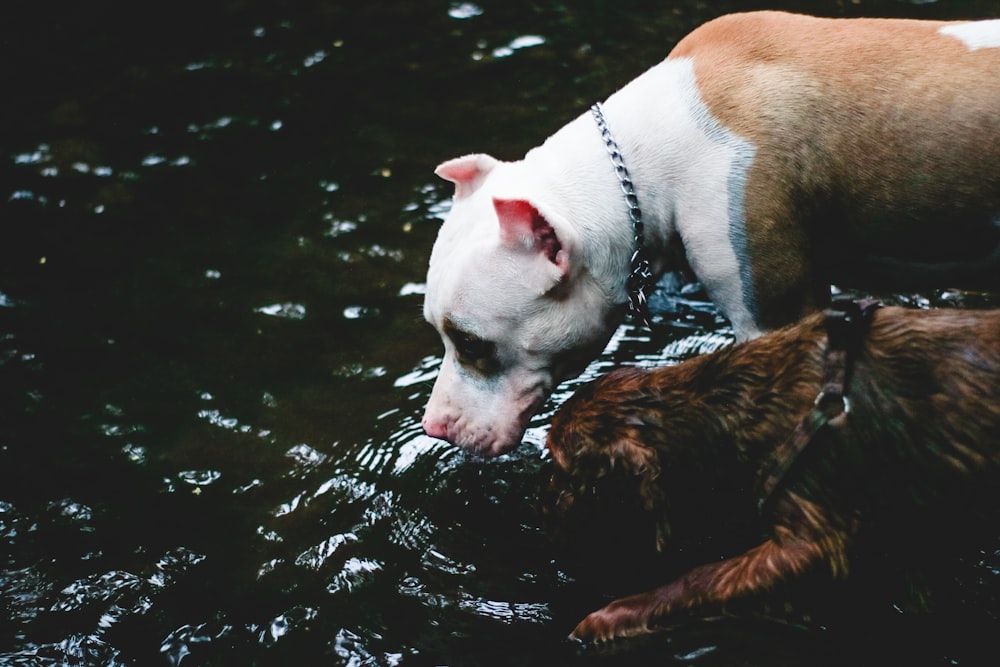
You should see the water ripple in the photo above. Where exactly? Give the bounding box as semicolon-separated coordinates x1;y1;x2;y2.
257;605;318;648
2;634;127;667
159;622;233;667
333;627;403;667
491;35;546;59
2;565;52;625
393;355;440;388
294;533;359;571
285;443;327;471
422;548;476;577
177;470;222;487
448;2;483;20
255;302;307;320
51;571;147;613
326;557;382;594
457;595;552;625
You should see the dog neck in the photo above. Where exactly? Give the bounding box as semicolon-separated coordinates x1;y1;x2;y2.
651;315;830;476
521;59;715;309
589;101;656;325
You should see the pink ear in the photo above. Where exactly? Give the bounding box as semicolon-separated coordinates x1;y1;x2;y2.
493;198;569;273
435;154;498;199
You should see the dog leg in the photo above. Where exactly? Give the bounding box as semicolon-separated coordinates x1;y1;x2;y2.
571;516;850;642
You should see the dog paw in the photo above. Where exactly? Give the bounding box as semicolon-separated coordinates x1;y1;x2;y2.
569;600;653;643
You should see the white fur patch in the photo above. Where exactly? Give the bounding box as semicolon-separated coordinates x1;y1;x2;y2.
682;66;758;335
940;20;1000;51
604;58;760;338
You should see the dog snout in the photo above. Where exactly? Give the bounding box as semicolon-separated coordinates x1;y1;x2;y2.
542;472;577;518
421;413;451;441
421;413;520;457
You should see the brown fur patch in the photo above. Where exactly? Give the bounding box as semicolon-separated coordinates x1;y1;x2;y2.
668;12;1000;327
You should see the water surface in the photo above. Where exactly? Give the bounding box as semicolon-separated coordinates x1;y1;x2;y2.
3;1;1000;665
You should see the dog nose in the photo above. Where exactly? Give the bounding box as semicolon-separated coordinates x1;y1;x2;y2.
421;414;450;441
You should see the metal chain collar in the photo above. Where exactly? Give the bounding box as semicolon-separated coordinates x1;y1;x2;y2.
591;102;655;328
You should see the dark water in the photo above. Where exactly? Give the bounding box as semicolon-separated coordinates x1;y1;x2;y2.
3;1;1000;665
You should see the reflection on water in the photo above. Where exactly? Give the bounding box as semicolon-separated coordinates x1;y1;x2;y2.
3;0;1000;665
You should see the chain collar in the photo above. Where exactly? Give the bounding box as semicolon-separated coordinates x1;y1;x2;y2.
591;102;655;327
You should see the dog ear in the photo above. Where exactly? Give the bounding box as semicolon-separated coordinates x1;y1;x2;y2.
609;436;662;511
492;198;572;278
610;435;670;552
435;154;499;199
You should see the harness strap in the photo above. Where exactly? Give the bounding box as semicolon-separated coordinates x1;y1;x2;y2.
757;297;882;514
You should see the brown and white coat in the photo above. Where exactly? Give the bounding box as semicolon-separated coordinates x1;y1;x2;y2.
423;11;1000;455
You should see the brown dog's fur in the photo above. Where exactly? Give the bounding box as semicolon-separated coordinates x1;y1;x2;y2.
545;306;1000;642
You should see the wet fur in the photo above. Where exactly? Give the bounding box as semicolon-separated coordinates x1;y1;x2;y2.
545;306;1000;642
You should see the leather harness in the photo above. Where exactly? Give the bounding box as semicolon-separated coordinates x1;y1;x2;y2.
756;297;883;514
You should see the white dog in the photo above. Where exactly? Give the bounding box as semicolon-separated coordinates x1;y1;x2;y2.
422;11;1000;456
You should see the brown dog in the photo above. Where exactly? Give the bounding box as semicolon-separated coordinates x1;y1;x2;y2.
545;303;1000;642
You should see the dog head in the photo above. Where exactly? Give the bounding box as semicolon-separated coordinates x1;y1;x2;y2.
544;367;670;552
422;153;626;456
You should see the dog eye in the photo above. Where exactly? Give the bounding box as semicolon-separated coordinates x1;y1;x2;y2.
454;331;494;361
444;320;499;374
